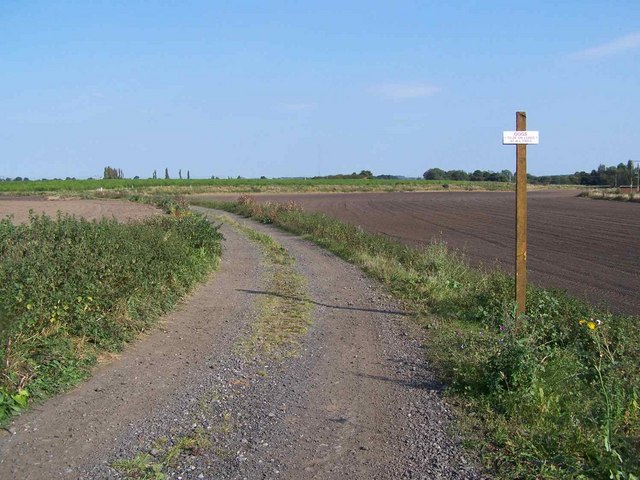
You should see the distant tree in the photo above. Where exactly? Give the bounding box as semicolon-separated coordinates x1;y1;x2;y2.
374;174;401;180
423;168;446;180
152;169;157;179
14;177;22;182
359;170;373;179
165;168;170;180
628;160;635;187
103;166;124;179
470;170;486;181
486;171;502;182
187;170;190;180
179;169;182;179
260;175;267;179
133;176;140;180
448;170;469;181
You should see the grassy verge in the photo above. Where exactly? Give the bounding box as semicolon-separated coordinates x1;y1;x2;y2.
190;196;640;479
0;205;222;423
579;189;640;202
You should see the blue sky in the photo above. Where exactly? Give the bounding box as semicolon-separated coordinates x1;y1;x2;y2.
1;1;639;180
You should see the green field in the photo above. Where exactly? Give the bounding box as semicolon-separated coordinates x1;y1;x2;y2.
0;177;515;194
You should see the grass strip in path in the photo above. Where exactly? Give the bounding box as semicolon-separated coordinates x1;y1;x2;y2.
190;196;640;480
195;210;312;361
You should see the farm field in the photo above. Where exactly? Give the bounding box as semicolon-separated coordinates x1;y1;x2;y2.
0;196;163;223
0;177;512;194
194;189;640;316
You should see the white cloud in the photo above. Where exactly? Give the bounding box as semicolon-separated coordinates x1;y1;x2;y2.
571;32;640;59
370;82;440;100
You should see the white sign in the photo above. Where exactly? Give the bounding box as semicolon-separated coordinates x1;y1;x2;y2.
502;131;539;145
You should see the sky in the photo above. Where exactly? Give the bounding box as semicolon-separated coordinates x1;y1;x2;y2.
1;1;639;180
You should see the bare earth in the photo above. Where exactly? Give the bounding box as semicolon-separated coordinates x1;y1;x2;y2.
194;190;640;316
0;196;163;223
0;202;478;479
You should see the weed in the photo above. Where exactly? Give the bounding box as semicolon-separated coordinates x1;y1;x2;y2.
112;453;165;480
112;429;211;479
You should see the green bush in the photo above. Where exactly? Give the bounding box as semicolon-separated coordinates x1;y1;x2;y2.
0;211;222;420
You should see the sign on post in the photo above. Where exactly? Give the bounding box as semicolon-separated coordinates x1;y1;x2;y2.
503;113;538;320
502;131;540;145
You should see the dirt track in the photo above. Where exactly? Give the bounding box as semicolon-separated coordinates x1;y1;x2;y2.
195;190;640;316
0;204;478;479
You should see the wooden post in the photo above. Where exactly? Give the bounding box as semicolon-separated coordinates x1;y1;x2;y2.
515;111;527;318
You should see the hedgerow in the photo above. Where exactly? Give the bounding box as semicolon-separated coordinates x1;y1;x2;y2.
0;211;222;422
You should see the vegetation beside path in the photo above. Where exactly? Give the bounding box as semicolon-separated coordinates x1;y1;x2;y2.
579;188;640;203
191;196;640;480
0;200;223;423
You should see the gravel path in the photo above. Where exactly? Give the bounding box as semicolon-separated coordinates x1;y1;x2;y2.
0;208;480;479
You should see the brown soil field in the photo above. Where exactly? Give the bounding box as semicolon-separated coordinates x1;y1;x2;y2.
194;190;640;317
0;196;163;223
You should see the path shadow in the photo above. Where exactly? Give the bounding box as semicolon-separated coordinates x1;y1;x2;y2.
353;371;444;392
237;289;409;316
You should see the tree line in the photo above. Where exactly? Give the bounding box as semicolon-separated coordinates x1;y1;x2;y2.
569;161;638;186
104;167;191;180
423;168;513;182
423;160;639;185
312;170;374;180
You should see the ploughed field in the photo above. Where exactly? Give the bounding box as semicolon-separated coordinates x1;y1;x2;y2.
197;189;640;316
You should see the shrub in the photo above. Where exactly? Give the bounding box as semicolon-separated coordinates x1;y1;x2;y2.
0;211;222;420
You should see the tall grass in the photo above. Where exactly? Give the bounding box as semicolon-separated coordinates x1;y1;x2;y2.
192;196;640;479
579;189;640;202
0;210;222;422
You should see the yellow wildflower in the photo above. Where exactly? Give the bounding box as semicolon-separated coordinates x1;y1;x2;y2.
587;321;597;330
579;319;586;325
